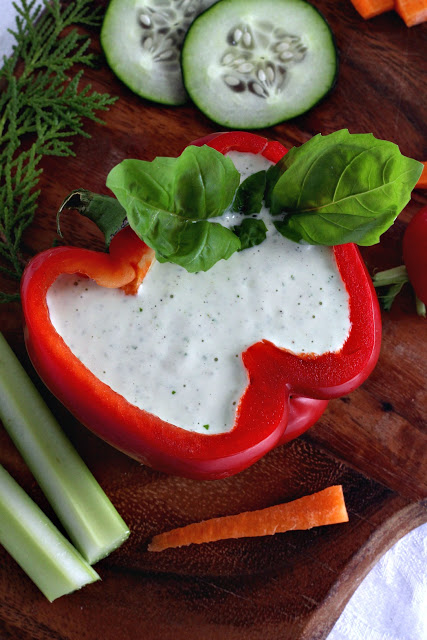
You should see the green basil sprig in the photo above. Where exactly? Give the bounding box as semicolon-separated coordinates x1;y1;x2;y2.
266;129;423;246
60;132;422;274
107;145;240;272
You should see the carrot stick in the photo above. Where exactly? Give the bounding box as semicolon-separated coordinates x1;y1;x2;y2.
395;0;427;25
148;485;348;552
350;0;394;19
415;162;427;189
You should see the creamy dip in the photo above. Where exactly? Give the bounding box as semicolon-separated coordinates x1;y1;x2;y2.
47;151;351;434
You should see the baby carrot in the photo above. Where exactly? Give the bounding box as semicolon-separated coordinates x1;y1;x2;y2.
148;485;348;552
415;162;427;189
395;0;427;25
350;0;394;19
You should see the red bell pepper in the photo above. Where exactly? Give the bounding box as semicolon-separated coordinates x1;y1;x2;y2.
21;132;381;480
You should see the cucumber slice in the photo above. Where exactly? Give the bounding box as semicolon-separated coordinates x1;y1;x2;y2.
182;0;338;127
101;0;218;105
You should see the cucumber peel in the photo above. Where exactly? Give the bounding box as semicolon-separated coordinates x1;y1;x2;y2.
101;0;218;105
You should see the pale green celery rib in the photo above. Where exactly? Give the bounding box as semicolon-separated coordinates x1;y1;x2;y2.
372;265;409;287
415;297;426;318
0;464;100;602
0;333;129;564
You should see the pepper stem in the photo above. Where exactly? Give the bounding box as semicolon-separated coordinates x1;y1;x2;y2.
57;189;127;248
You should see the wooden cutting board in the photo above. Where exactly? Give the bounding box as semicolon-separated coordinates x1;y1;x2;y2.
1;1;426;638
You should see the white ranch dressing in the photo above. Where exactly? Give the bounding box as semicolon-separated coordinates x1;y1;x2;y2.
47;151;351;435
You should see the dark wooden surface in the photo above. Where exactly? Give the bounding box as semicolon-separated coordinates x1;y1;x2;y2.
1;1;426;638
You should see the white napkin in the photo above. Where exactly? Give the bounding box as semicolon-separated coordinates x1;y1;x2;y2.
0;0;35;61
0;3;426;638
328;522;427;640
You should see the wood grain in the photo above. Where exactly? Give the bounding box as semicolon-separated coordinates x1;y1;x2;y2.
0;1;426;638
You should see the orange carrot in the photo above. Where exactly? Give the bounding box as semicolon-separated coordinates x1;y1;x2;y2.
148;485;348;552
415;162;427;189
395;0;427;25
350;0;394;19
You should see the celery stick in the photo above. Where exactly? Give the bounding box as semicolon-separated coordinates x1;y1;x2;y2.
415;296;426;318
0;333;129;564
372;265;409;287
0;464;100;601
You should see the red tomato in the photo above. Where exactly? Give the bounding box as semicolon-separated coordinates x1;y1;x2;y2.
403;206;427;305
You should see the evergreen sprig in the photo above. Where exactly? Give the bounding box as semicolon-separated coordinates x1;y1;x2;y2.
0;0;117;303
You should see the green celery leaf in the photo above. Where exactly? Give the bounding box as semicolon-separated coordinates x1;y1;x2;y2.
378;282;406;311
266;130;423;246
107;145;241;272
372;265;409;311
232;171;266;215
234;218;267;251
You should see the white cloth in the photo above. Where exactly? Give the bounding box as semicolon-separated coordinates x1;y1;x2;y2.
0;0;34;60
328;522;427;640
0;2;426;638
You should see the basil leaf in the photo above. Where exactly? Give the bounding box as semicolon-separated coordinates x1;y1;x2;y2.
232;171;266;215
144;215;240;272
267;130;423;246
233;218;267;251
106;145;241;271
173;146;240;218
